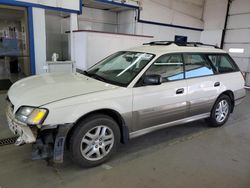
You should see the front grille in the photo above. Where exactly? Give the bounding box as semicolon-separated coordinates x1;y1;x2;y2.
0;137;18;147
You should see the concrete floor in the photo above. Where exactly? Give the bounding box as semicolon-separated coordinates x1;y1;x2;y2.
0;91;250;188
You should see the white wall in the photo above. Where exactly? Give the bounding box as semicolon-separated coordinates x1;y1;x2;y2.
32;7;46;74
73;31;153;70
117;1;203;42
78;7;118;33
224;0;250;72
60;0;205;42
136;22;201;42
45;12;68;61
139;0;204;29
117;10;136;34
200;0;227;46
17;0;80;11
61;7;118;33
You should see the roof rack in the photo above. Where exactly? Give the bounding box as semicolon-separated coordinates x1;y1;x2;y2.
143;41;219;49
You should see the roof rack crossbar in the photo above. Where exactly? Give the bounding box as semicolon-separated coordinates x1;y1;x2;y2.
143;41;219;48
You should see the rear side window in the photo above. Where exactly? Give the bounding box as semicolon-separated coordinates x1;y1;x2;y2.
184;54;214;79
208;54;237;73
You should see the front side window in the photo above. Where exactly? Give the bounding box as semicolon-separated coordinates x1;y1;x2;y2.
184;54;214;79
145;54;184;82
208;54;237;73
87;51;155;87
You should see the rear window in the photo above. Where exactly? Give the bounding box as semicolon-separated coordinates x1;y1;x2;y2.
208;54;237;73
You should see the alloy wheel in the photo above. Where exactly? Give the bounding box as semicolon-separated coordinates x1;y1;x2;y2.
215;100;229;123
80;125;114;161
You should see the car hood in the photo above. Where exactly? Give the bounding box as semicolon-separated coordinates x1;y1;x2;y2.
8;73;118;110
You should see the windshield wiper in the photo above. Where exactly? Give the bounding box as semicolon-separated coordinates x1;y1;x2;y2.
88;73;107;82
82;70;90;76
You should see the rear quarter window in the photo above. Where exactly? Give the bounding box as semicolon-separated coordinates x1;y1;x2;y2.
207;54;238;73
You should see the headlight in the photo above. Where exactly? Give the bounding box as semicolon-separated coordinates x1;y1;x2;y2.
16;106;48;125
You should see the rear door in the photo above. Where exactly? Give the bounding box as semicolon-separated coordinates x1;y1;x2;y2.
184;53;220;117
132;54;188;132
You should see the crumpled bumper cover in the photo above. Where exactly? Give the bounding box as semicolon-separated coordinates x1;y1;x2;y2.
6;105;37;144
6;100;74;163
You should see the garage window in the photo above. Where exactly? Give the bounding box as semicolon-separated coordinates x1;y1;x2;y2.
208;54;237;73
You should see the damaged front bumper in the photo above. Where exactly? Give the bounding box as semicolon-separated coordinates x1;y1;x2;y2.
6;101;73;163
32;124;73;163
6;103;37;145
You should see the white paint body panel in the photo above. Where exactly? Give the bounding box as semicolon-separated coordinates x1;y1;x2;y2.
8;73;119;112
42;87;133;127
133;80;188;131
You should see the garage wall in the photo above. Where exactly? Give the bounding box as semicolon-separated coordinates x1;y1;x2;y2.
117;0;205;42
33;7;46;75
117;10;136;35
45;7;119;62
77;7;118;33
200;0;228;46
45;12;69;61
223;0;250;72
135;21;201;42
62;7;118;33
139;0;204;29
76;0;205;41
16;0;80;12
137;0;204;41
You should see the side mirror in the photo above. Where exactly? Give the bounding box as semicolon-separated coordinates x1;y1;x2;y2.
143;74;162;86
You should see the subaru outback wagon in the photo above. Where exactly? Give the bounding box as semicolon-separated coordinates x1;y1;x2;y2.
6;41;246;167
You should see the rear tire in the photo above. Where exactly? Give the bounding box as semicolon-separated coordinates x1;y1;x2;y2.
69;114;120;168
206;95;232;127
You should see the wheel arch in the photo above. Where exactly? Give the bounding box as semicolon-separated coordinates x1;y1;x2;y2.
65;109;130;149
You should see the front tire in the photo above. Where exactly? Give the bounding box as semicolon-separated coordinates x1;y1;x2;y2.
69;114;120;168
207;95;232;127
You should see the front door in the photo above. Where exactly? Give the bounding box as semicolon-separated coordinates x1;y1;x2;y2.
132;54;188;132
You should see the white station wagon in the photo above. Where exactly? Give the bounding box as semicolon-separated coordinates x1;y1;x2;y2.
6;42;246;167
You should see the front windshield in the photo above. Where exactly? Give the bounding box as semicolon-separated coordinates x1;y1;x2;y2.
86;51;155;87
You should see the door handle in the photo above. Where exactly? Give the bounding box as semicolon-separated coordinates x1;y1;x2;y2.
214;82;220;87
176;88;184;94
